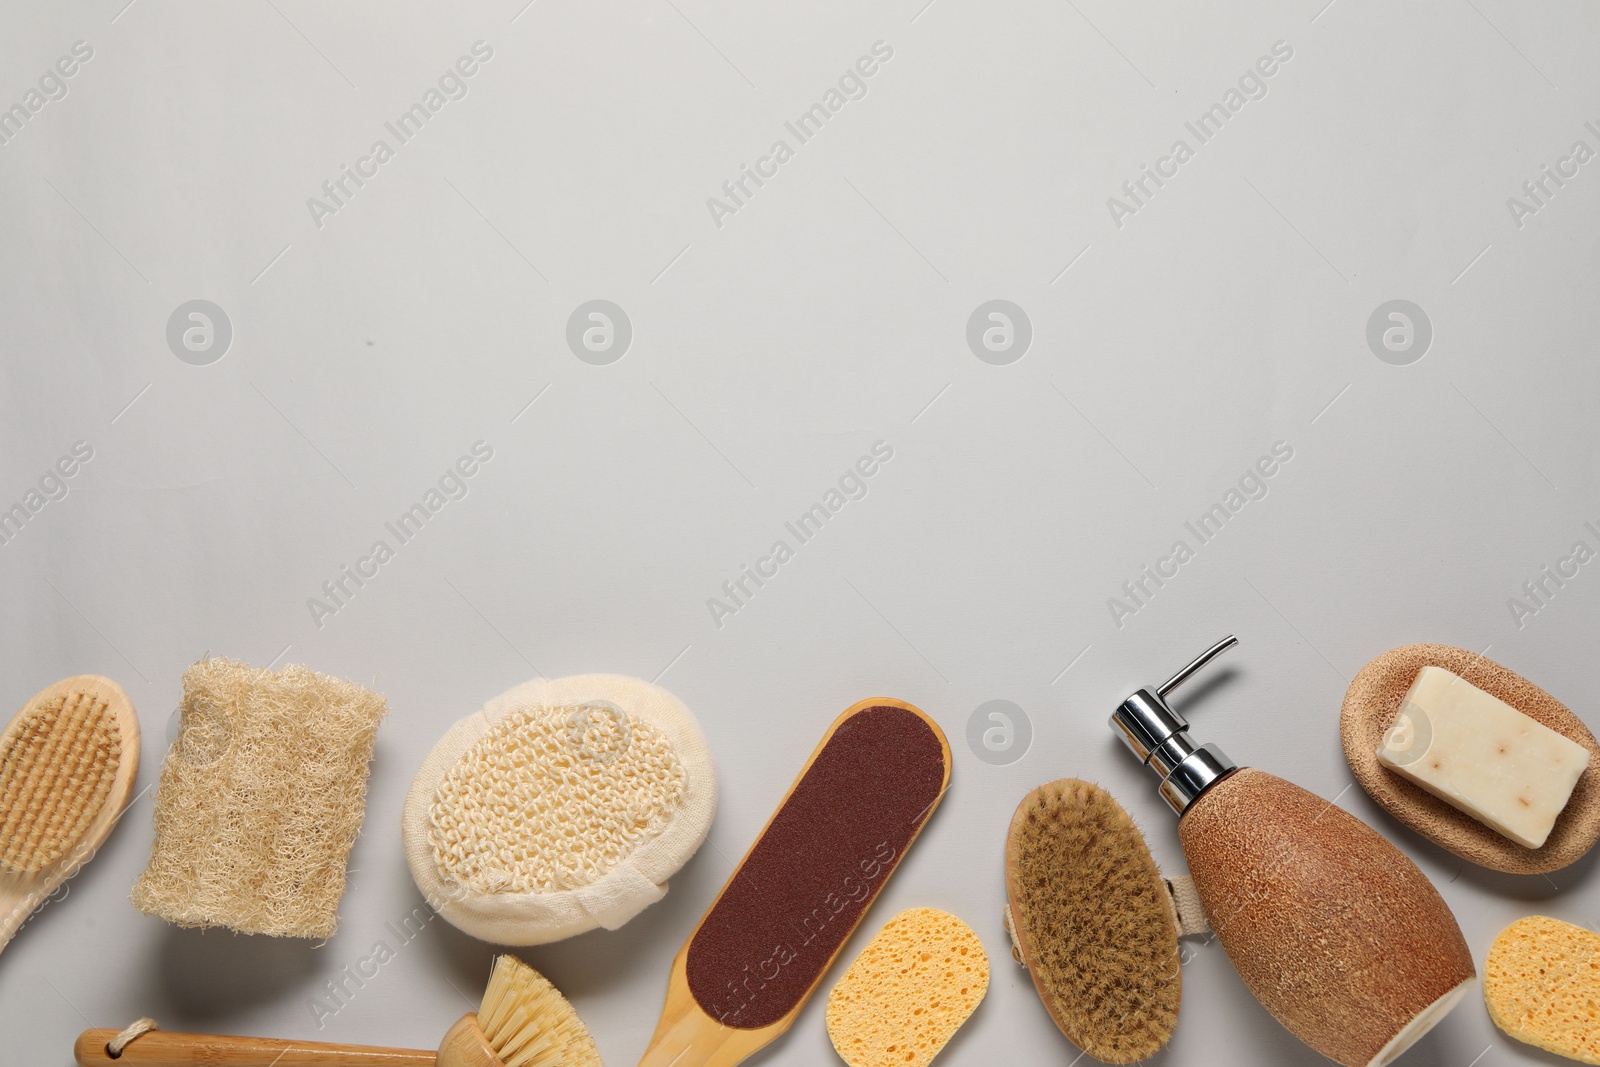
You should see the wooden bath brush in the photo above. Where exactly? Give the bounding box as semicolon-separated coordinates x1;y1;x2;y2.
1;674;140;956
74;954;598;1067
1004;778;1206;1063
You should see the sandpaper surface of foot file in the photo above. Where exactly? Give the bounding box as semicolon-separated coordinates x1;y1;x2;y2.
638;697;951;1067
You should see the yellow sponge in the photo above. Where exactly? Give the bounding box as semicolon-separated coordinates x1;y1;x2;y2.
1484;915;1600;1064
825;907;989;1067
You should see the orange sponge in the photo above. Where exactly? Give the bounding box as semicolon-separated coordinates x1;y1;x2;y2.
825;907;988;1067
1484;915;1600;1064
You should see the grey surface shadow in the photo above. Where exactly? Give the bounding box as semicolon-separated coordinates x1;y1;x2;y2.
154;926;320;1021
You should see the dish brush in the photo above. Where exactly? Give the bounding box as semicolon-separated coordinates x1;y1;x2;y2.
74;954;601;1066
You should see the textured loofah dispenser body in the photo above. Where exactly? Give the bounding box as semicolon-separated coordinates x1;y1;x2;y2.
1111;639;1476;1067
1180;769;1476;1067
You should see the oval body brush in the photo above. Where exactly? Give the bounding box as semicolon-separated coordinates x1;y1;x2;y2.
1;674;140;955
1004;779;1187;1063
74;954;599;1067
1110;638;1475;1067
637;698;951;1067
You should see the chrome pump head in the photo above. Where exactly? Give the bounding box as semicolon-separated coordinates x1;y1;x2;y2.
1110;636;1240;815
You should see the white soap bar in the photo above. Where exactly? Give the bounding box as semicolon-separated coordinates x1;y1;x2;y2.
1377;666;1590;849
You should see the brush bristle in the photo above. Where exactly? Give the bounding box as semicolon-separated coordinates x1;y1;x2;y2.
477;955;601;1067
0;691;120;874
1006;779;1180;1064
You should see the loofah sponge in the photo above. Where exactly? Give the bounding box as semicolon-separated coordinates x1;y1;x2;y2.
1484;915;1600;1064
429;704;687;896
825;907;988;1067
130;658;386;938
403;674;716;945
1004;779;1182;1064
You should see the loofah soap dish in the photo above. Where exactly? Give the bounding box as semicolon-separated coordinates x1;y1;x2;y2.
403;673;716;945
1342;644;1600;874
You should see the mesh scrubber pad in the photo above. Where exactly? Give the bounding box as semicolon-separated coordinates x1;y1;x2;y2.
130;658;386;938
403;674;716;945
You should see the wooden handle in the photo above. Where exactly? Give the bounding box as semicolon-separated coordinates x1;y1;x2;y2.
74;1029;437;1067
636;951;781;1067
0;877;45;956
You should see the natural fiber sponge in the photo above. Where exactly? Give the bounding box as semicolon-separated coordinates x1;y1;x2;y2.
403;674;716;945
825;908;988;1067
131;658;386;938
1485;915;1600;1064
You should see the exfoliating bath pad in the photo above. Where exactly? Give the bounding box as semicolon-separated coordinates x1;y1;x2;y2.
825;907;988;1067
1005;779;1190;1064
402;673;716;945
1342;644;1600;873
638;698;950;1067
1484;915;1600;1064
131;658;386;938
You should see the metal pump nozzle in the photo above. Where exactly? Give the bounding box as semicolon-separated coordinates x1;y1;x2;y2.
1109;636;1240;814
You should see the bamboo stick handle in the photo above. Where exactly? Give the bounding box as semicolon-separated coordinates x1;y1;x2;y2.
74;1029;437;1067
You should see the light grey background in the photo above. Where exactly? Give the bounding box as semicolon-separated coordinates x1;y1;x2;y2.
3;1;1598;1065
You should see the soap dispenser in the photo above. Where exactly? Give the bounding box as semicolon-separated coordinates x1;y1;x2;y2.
1111;637;1476;1067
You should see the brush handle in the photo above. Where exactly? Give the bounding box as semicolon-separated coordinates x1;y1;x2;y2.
636;952;782;1067
74;1029;436;1067
0;879;46;955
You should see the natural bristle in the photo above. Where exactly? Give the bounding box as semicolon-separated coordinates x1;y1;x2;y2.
477;955;601;1067
0;691;120;873
1005;779;1180;1064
